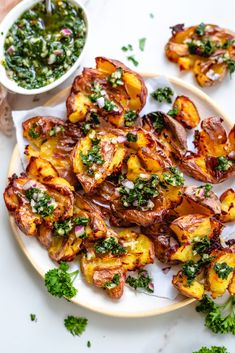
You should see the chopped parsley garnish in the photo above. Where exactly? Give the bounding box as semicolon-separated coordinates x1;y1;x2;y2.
216;156;233;171
44;262;79;299
119;175;159;209
87;341;91;348
74;216;89;226
121;44;133;52
126;132;137;142
107;68;124;87
54;219;74;236
151;86;174;103
167;106;179;118
124;110;137;127
195;23;206;36
25;187;56;217
127;55;139;67
182;254;212;285
81;112;100;135
29;123;40;138
196;294;235;335
126;269;154;293
30;314;37;322
104;273;120;289
64;315;88;336
149;13;154;18
150;112;165;131
214;262;233;279
49;125;65;136
193;236;210;255
95;237;126;256
198;184;213;197
187;39;216;57
104;99;118;112
225;58;235;76
54;216;89;236
222;39;235;49
139;37;146;51
193;346;229;353
80;138;104;170
89;82;103;103
162;167;185;186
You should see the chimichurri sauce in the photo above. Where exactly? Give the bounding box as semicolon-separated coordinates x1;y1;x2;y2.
3;0;86;89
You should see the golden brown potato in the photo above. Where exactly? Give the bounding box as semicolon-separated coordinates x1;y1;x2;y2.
23;116;82;186
118;229;155;270
172;271;204;300
170;214;221;262
220;188;235;222
206;250;235;298
66;57;147;127
165;23;235;87
71;131;126;193
172;95;200;129
48;233;83;262
175;185;221;216
228;272;235;295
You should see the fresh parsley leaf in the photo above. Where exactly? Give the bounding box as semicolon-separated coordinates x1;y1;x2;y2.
127;55;139;67
198;184;213;197
187;39;216;57
44;262;79;299
74;216;89;226
126;132;137;142
151;87;174;103
226;59;235;76
64;315;88;336
30;313;37;322
29;122;40;138
121;44;133;52
87;341;91;348
149;112;165;131
216;156;233;171
104;99;118;112
195;23;206;36
126;269;154;293
214;262;233;279
95;237;126;256
25;188;56;217
182;255;212;285
139;37;146;51
80;138;104;169
196;295;235;335
193;346;229;353
107;68;124;87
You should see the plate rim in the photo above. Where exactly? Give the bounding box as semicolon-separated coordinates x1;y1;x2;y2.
7;73;233;318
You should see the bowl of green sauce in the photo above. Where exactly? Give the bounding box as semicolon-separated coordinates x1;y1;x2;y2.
0;0;89;94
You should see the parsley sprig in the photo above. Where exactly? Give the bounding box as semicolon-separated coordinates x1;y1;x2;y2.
151;87;174;103
126;269;154;293
44;262;79;299
196;295;235;335
193;346;229;353
64;315;88;336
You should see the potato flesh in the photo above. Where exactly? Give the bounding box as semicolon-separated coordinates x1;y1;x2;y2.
172;271;204;300
220;188;235;222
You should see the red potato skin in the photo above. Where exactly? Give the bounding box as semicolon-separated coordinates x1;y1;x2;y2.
93;267;126;299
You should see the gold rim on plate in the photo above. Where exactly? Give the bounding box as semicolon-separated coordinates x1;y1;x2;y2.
7;73;233;317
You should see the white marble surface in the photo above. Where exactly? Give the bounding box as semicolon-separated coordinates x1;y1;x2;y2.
0;0;235;352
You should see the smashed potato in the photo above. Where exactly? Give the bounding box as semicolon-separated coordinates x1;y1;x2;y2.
220;188;235;222
165;23;235;87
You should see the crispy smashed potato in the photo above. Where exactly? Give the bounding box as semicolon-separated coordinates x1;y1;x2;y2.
67;57;147;127
206;250;235;298
165;23;235;87
172;95;200;129
220;188;235;222
5;57;235;301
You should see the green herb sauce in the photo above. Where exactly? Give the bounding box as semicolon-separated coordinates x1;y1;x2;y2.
3;0;86;89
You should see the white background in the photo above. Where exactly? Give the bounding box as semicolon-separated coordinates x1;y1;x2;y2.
1;0;235;352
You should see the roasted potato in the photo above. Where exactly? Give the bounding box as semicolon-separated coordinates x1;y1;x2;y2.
66;57;147;127
175;185;221;216
206;249;235;298
169;214;222;262
220;188;235;222
165;23;235;87
172;95;200;129
23;116;82;186
71;131;126;192
172;271;204;300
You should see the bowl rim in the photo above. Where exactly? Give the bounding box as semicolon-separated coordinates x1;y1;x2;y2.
0;0;89;95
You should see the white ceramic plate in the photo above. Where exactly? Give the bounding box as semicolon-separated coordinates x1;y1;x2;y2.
8;74;234;317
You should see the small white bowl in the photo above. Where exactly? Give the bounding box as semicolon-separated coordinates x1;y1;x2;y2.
0;0;89;95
